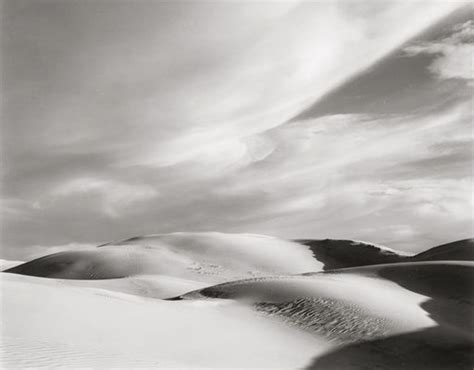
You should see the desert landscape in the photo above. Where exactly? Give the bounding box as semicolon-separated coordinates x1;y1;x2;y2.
1;1;473;368
1;233;473;368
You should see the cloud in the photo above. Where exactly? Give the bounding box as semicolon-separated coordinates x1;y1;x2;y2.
1;2;469;258
3;1;461;169
405;20;473;80
221;100;473;252
128;2;461;168
2;100;472;255
52;177;158;217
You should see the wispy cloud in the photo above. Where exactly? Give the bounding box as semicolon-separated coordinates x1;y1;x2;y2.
125;2;461;168
405;20;473;81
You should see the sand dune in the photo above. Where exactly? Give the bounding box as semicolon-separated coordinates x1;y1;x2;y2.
296;238;474;270
307;261;474;337
8;233;471;284
4;234;473;301
177;263;446;337
411;239;474;262
2;248;213;298
7;235;472;286
306;261;474;369
295;239;411;270
2;234;473;368
5;233;321;282
0;272;324;369
5;260;471;368
175;260;474;368
4;232;324;299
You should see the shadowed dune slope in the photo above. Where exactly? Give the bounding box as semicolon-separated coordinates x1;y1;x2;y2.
411;239;474;262
296;238;474;270
307;326;474;370
295;239;411;270
305;261;474;369
305;261;474;335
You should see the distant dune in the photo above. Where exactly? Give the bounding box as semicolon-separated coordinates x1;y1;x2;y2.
295;239;411;270
2;233;473;368
296;238;474;270
4;232;322;298
411;239;474;262
5;232;322;279
7;234;473;284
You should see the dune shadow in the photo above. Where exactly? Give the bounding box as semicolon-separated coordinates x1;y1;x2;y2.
306;263;474;369
297;239;408;270
307;324;474;370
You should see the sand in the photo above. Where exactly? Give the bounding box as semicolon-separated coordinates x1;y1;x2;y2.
295;239;412;270
0;273;324;369
295;238;474;270
5;232;322;281
1;233;473;368
0;259;23;271
411;239;474;262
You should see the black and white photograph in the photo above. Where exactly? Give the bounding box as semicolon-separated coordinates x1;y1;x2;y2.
0;0;473;368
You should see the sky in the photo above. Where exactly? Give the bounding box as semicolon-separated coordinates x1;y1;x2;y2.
1;1;472;259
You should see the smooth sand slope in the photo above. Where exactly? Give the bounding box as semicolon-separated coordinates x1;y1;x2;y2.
8;232;321;280
1;272;325;368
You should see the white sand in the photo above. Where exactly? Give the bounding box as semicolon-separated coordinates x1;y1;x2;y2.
4;261;470;368
181;269;438;337
2;235;472;368
6;232;322;283
0;273;326;369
